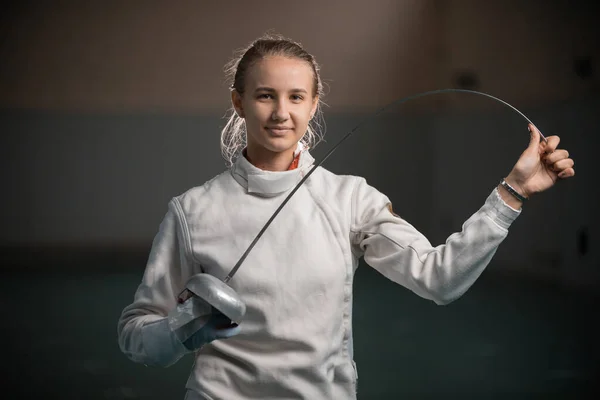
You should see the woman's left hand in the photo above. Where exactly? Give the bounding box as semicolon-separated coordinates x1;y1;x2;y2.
505;123;575;198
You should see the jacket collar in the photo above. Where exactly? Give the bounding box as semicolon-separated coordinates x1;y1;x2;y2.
230;144;315;197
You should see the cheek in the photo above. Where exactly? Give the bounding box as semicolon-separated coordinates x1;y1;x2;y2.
248;104;273;122
242;113;262;131
292;108;312;126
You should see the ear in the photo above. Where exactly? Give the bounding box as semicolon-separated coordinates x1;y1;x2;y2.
231;90;245;118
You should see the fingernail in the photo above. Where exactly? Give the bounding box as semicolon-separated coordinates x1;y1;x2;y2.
528;125;531;132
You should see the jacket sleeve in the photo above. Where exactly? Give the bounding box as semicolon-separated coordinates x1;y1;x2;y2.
117;198;196;366
350;178;521;305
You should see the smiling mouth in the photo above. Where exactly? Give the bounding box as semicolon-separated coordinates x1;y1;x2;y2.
266;127;293;135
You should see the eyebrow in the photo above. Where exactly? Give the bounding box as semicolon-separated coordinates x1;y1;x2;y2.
254;86;308;94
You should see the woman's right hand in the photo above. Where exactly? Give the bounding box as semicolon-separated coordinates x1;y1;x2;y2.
181;310;241;351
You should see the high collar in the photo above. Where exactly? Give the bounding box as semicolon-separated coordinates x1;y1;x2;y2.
230;146;315;197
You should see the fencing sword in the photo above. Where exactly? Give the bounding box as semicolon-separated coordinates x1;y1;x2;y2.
179;88;548;326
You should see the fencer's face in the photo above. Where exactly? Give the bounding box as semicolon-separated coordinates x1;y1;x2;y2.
232;56;318;157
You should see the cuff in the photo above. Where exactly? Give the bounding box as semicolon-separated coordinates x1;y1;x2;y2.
141;317;189;367
484;187;522;230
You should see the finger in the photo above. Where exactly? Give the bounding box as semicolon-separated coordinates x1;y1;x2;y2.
530;123;553;145
551;158;575;172
558;168;575;179
541;135;561;154
214;324;241;339
528;123;541;147
544;149;569;164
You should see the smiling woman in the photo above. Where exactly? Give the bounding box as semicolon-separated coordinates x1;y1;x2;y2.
231;56;319;171
220;34;326;170
117;32;575;400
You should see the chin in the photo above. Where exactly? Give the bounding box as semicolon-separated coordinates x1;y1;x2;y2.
262;137;299;154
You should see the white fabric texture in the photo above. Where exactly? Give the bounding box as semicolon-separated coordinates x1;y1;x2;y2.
118;148;520;399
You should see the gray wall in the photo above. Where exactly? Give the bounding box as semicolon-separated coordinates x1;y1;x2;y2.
2;96;598;287
0;111;434;245
430;97;600;287
1;0;599;287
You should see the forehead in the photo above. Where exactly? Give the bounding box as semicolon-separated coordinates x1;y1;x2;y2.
246;56;314;91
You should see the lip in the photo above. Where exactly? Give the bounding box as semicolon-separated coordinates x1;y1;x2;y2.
265;126;294;136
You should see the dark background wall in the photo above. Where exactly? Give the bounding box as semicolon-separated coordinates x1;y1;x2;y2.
2;0;598;285
1;1;599;398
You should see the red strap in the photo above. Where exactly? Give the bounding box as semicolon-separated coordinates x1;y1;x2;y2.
287;153;301;170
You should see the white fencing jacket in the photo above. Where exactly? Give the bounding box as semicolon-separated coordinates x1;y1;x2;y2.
118;149;521;399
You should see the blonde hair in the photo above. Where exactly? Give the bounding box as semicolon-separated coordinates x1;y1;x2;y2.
220;33;326;167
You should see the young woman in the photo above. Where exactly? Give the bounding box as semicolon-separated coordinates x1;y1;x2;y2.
117;34;575;399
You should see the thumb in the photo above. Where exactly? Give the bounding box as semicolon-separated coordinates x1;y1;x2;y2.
527;124;541;152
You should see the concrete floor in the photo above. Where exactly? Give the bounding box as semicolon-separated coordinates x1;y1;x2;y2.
3;253;599;399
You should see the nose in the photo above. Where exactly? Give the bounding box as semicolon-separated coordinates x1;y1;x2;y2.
271;99;290;121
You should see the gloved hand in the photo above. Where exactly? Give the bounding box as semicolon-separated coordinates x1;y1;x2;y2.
141;304;241;367
181;308;241;351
